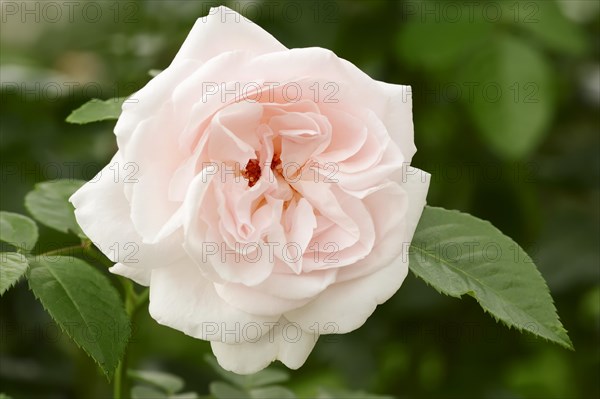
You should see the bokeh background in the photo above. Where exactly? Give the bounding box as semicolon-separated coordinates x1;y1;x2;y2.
1;0;599;398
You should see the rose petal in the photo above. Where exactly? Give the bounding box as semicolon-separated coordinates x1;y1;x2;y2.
207;102;263;163
270;111;331;170
285;167;430;333
183;173;276;286
316;107;368;163
124;106;186;243
377;81;416;163
302;187;375;271
336;181;408;282
284;256;408;334
70;153;183;269
149;257;278;343
280;197;317;274
214;279;311;317
211;317;317;374
173;6;287;65
252;268;338;301
109;263;151;286
397;166;431;238
115;60;199;152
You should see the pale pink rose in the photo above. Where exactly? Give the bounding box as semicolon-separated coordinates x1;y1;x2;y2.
70;6;430;374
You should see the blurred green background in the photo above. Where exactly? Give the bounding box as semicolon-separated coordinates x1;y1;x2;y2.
1;0;598;398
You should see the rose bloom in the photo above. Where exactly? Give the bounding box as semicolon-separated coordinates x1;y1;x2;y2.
71;6;430;374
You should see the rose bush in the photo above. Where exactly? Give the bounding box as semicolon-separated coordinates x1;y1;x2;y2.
70;6;430;374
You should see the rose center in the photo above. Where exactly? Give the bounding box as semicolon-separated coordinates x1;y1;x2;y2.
270;153;282;172
241;159;261;187
241;154;287;187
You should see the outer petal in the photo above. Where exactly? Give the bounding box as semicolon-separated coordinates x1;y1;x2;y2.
127;108;186;242
173;6;286;64
148;257;278;343
337;166;429;283
285;257;408;334
335;181;407;283
211;317;317;374
396;166;431;239
70;154;183;269
377;82;416;163
285;167;430;334
109;263;151;286
214;280;311;317
114;60;200;151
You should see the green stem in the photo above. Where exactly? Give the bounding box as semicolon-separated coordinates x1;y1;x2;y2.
113;360;125;399
82;240;115;268
39;240;113;268
135;288;150;309
113;280;149;399
40;244;84;257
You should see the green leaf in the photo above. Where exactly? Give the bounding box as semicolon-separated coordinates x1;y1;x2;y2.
128;369;184;394
66;97;126;124
27;256;131;378
249;386;296;399
131;386;167;399
0;394;14;399
316;388;393;399
0;211;38;250
245;369;289;389
409;206;573;349
460;33;553;159
131;385;198;399
169;393;199;399
510;1;587;56
0;252;29;295
396;8;491;70
25;180;86;237
210;382;250;399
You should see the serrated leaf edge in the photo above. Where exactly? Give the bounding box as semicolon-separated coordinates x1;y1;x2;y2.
0;252;29;296
23;180;86;236
0;211;39;251
410;206;574;350
26;257;131;379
